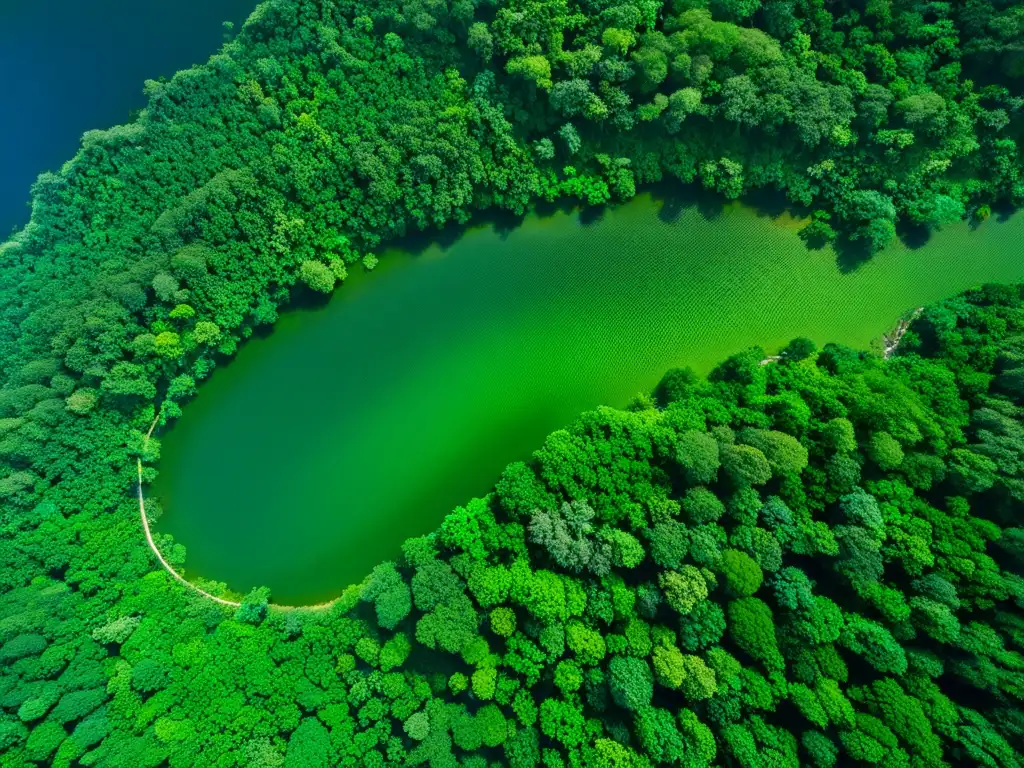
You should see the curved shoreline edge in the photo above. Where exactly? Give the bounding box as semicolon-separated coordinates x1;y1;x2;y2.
137;412;241;608
137;412;338;612
137;307;925;610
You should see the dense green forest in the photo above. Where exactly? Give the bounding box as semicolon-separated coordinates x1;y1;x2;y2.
5;284;1024;767
2;0;1024;765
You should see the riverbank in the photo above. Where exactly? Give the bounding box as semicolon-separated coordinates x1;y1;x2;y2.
152;194;1024;604
884;307;925;358
138;411;340;612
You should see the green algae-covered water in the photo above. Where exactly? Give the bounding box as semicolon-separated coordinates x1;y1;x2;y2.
153;191;1024;604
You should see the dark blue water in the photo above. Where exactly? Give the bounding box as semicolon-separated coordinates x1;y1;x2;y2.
0;0;257;237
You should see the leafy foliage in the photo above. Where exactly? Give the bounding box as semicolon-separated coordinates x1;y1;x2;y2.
0;0;1023;763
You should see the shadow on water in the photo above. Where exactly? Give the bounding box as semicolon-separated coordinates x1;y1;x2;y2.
834;239;874;274
743;187;803;221
384;205;529;257
235;182;1022;348
967;201;1019;231
896;221;934;251
579;203;607;227
649;182;727;224
534;197;579;220
993;201;1018;225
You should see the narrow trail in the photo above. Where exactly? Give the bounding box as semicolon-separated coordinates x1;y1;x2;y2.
137;412;241;607
136;410;338;612
884;307;924;359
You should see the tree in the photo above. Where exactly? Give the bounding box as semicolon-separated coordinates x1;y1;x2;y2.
660;566;709;614
948;448;998;494
298;260;335;293
539;698;585;748
363;562;412;630
477;704;508;747
680;486;726;525
635;706;685;763
679;654;717;701
840;616;907;674
285;718;329;768
505;726;540;768
603;528;645;568
554;659;583;694
522;570;568;624
567;622;606;666
821;418;857;453
835;525;883;584
467;22;493;60
866;431;903;470
848;190;897;252
727;598;784;670
782;337;817;362
558;123;581;155
653;643;686;689
405;712;429;741
838;489;883;533
656;367;699;404
530;501;610;575
720;549;763;597
490;607;517;637
713;0;762;20
648;521;689;568
721;443;772;486
380;632;411;671
675;431;720;486
65;390;98;414
609;656;653;711
412;561;463;611
416;594;479;654
679;599;726;651
895;91;947;134
507;56;554;89
802;731;839;768
738;429;809;476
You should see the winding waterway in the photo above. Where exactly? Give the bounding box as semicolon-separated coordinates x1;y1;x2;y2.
154;190;1024;604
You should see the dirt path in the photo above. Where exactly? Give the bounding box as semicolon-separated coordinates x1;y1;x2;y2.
136;410;338;612
884;307;924;358
137;412;241;607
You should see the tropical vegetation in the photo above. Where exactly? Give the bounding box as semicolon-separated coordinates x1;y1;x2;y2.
2;0;1024;765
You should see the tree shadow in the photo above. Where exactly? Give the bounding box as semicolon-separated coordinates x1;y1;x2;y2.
278;181;1022;320
383;205;531;257
579;202;608;227
287;283;333;313
647;181;726;224
534;197;579;220
994;201;1018;223
834;239;875;274
744;187;805;221
895;220;933;251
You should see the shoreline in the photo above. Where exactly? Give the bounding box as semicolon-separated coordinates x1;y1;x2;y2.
137;411;339;612
140;304;928;611
884;307;924;358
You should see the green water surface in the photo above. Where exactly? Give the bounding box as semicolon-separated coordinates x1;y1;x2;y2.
153;191;1024;604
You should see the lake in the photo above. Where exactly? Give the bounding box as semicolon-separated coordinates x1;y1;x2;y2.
0;0;256;236
152;190;1024;604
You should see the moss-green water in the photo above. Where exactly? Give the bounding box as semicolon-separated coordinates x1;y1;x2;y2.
153;191;1024;604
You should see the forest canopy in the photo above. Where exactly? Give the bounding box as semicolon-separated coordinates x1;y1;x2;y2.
4;274;1024;766
1;0;1024;766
